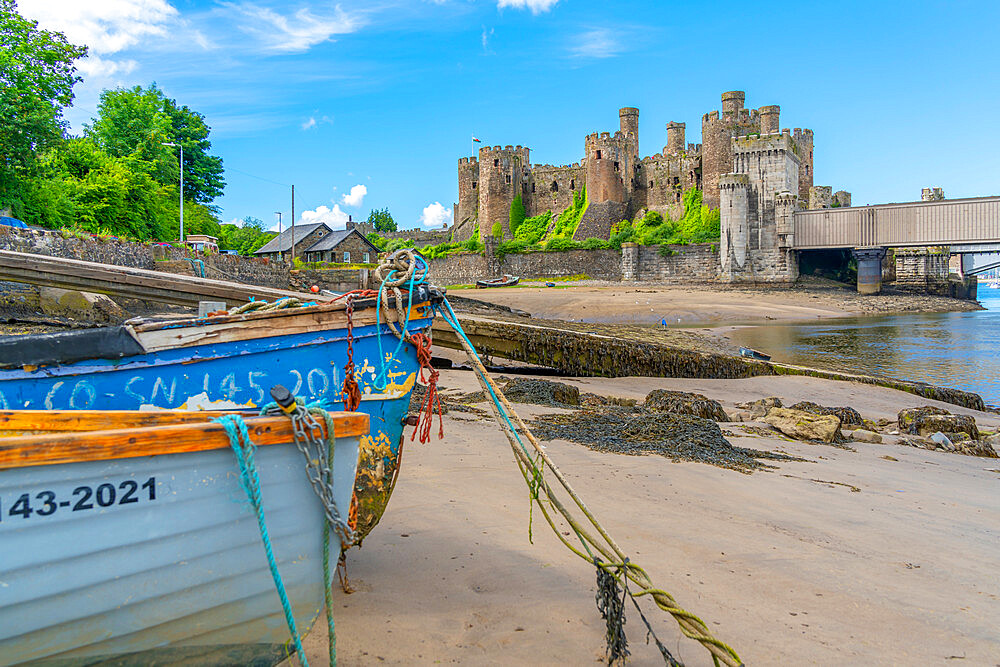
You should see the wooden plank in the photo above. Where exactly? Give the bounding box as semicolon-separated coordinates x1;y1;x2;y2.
134;301;431;353
0;410;231;432
0;411;369;470
0;249;317;307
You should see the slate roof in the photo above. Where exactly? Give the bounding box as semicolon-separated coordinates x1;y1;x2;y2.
254;222;329;254
305;228;380;253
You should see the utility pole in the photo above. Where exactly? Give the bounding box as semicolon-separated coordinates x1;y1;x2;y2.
290;184;296;265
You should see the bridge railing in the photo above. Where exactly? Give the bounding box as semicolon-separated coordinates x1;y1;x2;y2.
792;195;1000;250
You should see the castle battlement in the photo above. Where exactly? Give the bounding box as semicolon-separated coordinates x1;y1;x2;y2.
719;174;751;189
458;156;478;165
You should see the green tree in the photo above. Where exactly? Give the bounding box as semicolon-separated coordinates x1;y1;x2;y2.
217;216;275;255
367;207;396;233
86;83;224;205
162;96;224;204
0;0;86;206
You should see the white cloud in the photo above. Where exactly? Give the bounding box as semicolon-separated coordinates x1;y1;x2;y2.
21;0;179;55
497;0;559;13
342;184;367;207
568;29;622;59
300;204;350;228
420;202;452;228
75;54;139;78
301;114;333;130
20;0;184;129
224;2;364;53
481;26;494;52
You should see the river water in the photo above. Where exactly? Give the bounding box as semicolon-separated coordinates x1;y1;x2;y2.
731;283;1000;407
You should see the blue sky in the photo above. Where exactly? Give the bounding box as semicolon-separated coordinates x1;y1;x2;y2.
21;0;1000;231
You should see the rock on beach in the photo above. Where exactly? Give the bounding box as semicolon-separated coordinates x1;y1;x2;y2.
763;407;842;443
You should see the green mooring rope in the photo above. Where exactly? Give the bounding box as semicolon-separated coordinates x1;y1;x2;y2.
215;414;311;666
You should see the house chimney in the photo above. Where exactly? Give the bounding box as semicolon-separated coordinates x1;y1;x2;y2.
346;215;354;230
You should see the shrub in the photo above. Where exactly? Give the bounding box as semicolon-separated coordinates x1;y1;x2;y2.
509;195;526;234
385;238;416;253
514;211;551;244
366;232;388;251
547;186;587;240
491;220;503;239
544;237;580;251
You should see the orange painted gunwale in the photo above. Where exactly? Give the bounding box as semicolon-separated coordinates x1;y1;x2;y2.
0;411;369;471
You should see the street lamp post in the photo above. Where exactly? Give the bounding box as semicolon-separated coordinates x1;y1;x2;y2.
275;212;283;261
162;142;184;244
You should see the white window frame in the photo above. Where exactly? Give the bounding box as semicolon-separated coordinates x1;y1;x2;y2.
343;251;351;263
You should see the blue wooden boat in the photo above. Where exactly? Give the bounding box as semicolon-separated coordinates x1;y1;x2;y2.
739;346;771;361
0;285;440;542
0;408;366;666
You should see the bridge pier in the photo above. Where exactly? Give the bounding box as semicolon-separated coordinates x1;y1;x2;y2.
853;247;887;295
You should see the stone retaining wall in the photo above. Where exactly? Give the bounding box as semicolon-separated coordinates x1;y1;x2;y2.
623;243;719;281
427;243;720;285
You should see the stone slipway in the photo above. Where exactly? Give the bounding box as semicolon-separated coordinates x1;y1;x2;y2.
431;315;985;410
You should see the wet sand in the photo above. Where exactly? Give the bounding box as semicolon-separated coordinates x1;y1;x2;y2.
296;372;1000;665
455;281;981;326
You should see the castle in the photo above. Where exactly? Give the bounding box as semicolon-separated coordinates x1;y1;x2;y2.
454;90;851;282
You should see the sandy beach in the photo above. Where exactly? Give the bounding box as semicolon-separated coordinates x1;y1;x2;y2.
294;371;1000;666
453;280;981;326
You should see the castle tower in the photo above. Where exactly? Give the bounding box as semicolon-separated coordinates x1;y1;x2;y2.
721;91;745;117
719;174;751;279
477;144;530;240
584;132;628;205
666;121;686;155
792;128;813;202
775;191;797;247
759;105;780;134
720;133;801;283
455;156;480;239
701;90;759;209
619;107;639;140
618;107;640;169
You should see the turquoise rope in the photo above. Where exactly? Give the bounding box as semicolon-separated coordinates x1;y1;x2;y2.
184;257;206;277
435;299;595;556
215;414;310;666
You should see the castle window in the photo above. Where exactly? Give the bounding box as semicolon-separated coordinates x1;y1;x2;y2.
649;180;654;188
673;177;680;185
570;180;575;190
494;159;499;166
472;181;477;189
805;165;809;175
551;181;559;193
614;161;619;172
595;150;602;160
505;174;511;184
532;183;536;193
676;192;681;203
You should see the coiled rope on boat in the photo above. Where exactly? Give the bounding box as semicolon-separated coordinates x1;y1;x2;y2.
434;298;743;667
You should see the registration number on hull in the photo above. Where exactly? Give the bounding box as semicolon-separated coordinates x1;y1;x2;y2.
0;477;156;522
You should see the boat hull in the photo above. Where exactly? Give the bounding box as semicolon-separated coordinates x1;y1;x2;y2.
0;435;360;666
0;318;431;545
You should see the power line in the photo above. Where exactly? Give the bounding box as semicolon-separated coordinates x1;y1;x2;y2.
227;166;290;188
